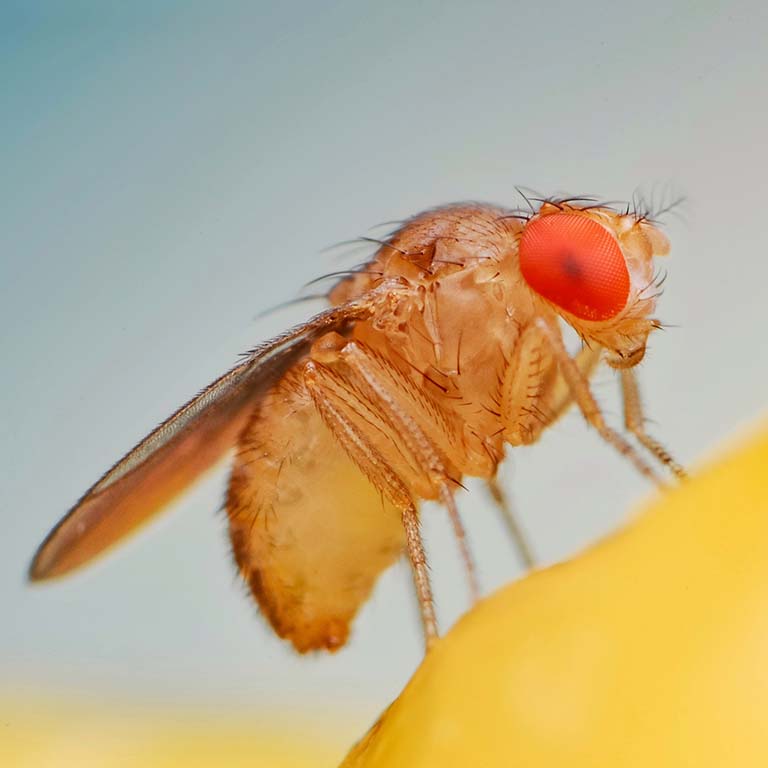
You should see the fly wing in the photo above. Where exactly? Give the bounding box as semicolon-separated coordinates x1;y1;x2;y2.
227;367;405;654
29;300;373;581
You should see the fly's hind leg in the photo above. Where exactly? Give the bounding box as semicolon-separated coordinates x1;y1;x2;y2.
304;361;439;649
620;368;687;480
336;341;480;604
307;333;480;627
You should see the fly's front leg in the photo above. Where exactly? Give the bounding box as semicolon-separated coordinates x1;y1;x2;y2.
535;319;665;487
303;361;439;650
495;332;602;566
620;368;687;480
544;344;603;425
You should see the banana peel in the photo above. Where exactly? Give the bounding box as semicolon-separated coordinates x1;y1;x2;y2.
343;420;768;767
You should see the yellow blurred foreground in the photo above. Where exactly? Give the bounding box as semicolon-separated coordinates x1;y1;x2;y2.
0;697;346;767
344;419;768;766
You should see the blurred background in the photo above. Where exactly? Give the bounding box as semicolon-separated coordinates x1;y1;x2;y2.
2;1;767;764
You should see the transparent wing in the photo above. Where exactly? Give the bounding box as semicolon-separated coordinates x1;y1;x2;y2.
29;300;373;581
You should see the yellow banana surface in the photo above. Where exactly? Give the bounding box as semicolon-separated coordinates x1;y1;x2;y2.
344;420;768;767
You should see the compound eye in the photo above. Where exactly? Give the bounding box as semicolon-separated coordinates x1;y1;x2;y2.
519;213;630;321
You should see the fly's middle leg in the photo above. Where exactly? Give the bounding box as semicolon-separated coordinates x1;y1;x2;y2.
485;475;536;570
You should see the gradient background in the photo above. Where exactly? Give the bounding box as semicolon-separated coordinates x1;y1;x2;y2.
2;0;767;760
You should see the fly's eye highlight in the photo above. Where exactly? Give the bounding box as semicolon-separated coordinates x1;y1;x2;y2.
519;213;630;321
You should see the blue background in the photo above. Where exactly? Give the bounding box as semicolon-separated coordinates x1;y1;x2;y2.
2;0;766;742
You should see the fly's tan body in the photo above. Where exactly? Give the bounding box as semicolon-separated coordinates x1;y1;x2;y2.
30;198;682;655
229;203;674;651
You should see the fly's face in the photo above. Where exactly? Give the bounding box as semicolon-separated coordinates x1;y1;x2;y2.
518;201;671;368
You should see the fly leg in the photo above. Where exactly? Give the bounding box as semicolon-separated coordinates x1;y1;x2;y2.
338;341;481;604
486;475;536;570
303;361;439;649
495;330;602;566
535;319;665;487
499;326;601;444
440;485;481;602
620;368;687;480
543;344;603;425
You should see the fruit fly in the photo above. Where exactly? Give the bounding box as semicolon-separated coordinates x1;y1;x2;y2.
29;196;684;654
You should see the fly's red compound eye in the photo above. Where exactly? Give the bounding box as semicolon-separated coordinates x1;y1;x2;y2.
519;213;630;321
